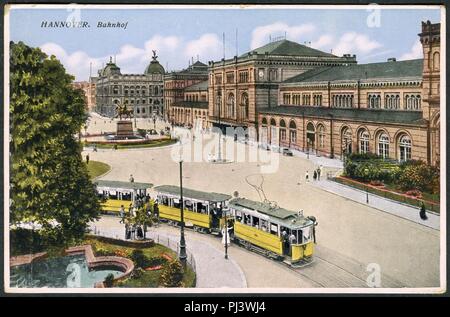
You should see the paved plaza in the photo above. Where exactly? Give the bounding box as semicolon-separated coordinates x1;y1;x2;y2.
84;114;441;288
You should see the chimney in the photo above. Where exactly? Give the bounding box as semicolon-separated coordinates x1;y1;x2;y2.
387;57;397;62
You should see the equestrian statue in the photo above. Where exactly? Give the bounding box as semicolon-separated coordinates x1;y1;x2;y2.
114;103;134;120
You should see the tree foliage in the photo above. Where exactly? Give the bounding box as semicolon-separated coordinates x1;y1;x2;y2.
10;41;100;245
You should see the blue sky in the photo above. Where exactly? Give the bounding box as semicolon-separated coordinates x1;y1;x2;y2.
8;6;441;81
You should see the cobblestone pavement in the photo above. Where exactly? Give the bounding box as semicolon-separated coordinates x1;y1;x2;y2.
84;115;441;288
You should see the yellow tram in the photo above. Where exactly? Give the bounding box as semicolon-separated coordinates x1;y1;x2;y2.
154;185;231;233
95;180;316;266
96;180;153;214
227;198;315;266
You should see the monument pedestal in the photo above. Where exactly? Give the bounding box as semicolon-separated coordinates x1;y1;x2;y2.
116;121;134;138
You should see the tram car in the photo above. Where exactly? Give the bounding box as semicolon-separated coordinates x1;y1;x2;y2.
154;185;231;233
227;198;315;266
96;180;153;214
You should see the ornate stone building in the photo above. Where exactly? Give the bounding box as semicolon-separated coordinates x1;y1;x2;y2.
171;80;209;129
257;21;440;165
72;80;96;111
207;39;357;139
164;61;208;122
95;52;165;118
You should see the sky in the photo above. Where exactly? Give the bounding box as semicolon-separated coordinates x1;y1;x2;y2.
8;5;442;81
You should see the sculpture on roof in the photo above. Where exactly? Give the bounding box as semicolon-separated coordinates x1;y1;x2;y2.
152;50;158;61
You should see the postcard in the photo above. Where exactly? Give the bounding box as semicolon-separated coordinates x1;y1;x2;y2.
3;4;446;295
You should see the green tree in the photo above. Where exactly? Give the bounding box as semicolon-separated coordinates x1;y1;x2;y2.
9;41;100;246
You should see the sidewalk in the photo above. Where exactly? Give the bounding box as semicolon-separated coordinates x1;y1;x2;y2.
89;217;247;288
313;178;440;230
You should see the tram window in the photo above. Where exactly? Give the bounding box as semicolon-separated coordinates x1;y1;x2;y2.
109;191;118;200
302;226;312;243
252;217;259;228
244;214;251;225
122;193;132;201
197;202;204;213
185;200;193;211
260;219;268;232
161;196;169;206
173;198;181;208
270;223;278;235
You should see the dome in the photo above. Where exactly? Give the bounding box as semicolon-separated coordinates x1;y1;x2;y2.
145;50;165;75
101;57;121;76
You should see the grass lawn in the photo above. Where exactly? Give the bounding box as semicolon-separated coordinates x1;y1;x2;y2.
85;160;111;179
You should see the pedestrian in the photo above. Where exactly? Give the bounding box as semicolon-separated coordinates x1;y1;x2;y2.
317;167;321;181
305;170;309;182
86;154;90;165
313;170;317;181
419;202;428;220
129;174;134;183
119;205;125;224
93;144;97;152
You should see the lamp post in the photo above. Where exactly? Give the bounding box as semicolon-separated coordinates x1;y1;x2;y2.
179;159;187;268
223;205;228;259
364;168;369;204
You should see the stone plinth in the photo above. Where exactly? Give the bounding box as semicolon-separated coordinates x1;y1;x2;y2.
116;120;134;138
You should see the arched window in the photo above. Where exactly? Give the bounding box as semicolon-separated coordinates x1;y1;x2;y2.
270;118;277;126
279;119;287;141
433;52;440;71
227;93;235;119
261;117;268;125
341;127;352;155
399;134;412;162
240;93;249;119
289;120;297;145
378;133;389;159
318;124;325;149
358;129;370;154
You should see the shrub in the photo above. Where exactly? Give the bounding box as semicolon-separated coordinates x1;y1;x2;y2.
396;161;440;194
130;249;148;268
130;267;146;279
160;260;184;287
104;273;115;287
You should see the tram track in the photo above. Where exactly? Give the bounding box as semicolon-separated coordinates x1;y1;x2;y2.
163;220;406;288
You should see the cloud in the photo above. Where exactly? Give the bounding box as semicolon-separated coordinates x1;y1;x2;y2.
250;22;316;49
311;34;333;50
399;40;423;60
184;33;223;62
332;32;382;56
40;42;102;80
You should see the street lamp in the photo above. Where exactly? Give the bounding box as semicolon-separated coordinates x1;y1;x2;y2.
223;205;228;259
364;168;369;204
179;159;187;268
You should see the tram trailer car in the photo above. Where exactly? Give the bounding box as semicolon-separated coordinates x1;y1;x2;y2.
155;185;231;233
96;180;153;214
